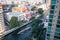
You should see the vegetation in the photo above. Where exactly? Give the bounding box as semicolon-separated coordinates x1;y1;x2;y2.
30;16;35;20
31;6;36;11
24;37;32;40
24;8;44;40
38;8;44;14
31;18;44;40
10;16;20;28
24;18;44;40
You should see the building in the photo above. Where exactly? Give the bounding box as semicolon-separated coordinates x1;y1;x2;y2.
12;7;29;12
6;12;32;21
36;4;48;10
0;3;6;35
46;0;60;40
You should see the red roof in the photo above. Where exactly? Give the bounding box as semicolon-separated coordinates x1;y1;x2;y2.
26;14;31;18
0;3;2;6
33;10;38;13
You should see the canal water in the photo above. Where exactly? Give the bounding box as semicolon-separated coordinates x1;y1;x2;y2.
2;24;32;40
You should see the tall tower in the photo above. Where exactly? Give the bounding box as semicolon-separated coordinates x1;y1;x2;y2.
0;3;6;36
46;0;60;40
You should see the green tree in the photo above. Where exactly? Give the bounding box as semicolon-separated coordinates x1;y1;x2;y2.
31;19;44;40
10;16;20;28
38;8;44;14
24;37;32;40
31;6;36;11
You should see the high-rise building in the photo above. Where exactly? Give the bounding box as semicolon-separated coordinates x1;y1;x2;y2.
46;0;60;40
0;3;5;36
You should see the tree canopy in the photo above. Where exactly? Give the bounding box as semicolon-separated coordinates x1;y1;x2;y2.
38;8;44;14
24;37;32;40
10;16;20;28
31;19;44;40
31;6;36;11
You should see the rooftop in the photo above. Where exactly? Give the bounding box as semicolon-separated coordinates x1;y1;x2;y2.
6;12;25;16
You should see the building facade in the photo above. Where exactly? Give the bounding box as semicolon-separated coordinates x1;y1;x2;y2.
46;0;60;40
0;3;5;36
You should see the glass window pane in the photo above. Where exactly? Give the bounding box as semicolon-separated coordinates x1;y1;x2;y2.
59;11;60;15
50;10;54;14
58;16;60;19
57;20;60;24
55;32;59;36
52;0;56;1
54;38;59;40
48;23;52;26
51;0;56;4
54;36;60;39
49;15;54;18
56;24;60;28
51;5;55;9
56;28;60;32
47;30;51;34
47;36;50;40
47;34;50;36
49;19;53;22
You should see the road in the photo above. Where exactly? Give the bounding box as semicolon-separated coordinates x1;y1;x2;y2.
2;22;46;40
4;24;32;40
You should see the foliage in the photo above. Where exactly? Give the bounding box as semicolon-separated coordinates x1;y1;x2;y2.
31;6;36;11
24;37;32;40
38;8;44;14
10;16;20;28
30;17;35;20
31;19;44;40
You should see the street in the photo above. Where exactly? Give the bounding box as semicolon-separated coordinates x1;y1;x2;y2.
4;24;32;40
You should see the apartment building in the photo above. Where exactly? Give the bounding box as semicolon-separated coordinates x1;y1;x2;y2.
0;3;5;35
46;0;60;40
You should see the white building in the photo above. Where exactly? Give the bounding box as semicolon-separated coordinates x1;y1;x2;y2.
0;4;6;35
0;0;46;5
36;4;48;10
6;12;32;21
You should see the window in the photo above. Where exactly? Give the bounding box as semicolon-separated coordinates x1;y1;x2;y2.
54;38;59;40
48;26;51;30
50;10;54;14
56;28;60;33
57;20;60;24
47;30;51;34
49;15;54;18
59;11;60;15
47;34;50;36
47;36;50;40
52;0;56;1
54;36;60;39
57;0;59;3
55;32;60;36
56;24;60;28
49;19;53;22
51;5;55;9
48;23;52;26
51;0;56;4
58;16;60;19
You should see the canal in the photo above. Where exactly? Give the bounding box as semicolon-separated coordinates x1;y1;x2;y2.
2;23;32;40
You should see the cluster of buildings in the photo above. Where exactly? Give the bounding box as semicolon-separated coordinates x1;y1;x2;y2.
0;0;50;37
0;0;60;40
0;0;47;5
3;0;49;22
